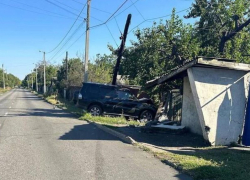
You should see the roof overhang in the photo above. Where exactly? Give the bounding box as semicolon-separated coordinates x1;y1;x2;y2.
145;57;250;89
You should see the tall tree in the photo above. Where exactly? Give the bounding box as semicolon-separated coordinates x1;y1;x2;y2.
186;0;250;61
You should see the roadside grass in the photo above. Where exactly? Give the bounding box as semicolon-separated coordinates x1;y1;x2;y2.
79;113;143;126
0;87;11;94
136;144;250;180
36;93;250;180
45;95;83;116
43;94;142;126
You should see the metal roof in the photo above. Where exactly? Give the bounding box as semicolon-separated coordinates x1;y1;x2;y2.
145;57;250;89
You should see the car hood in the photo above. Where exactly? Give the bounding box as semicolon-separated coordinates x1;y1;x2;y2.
138;98;154;105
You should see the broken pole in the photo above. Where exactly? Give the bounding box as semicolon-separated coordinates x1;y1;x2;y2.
112;14;132;85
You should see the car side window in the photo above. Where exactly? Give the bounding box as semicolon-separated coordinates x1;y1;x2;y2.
117;91;135;100
105;90;117;99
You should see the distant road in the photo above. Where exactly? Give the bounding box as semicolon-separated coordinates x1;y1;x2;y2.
0;89;191;180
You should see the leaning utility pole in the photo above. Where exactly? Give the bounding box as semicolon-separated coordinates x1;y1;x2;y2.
112;14;132;85
84;0;91;82
2;64;5;89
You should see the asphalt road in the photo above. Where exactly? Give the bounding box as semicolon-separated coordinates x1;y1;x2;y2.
0;89;191;180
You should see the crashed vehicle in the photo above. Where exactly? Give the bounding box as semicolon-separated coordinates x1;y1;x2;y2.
76;82;156;120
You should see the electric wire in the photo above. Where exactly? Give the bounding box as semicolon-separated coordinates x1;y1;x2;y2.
49;22;85;61
130;0;145;20
45;0;85;19
105;24;119;47
128;8;190;34
51;0;103;22
89;0;129;29
70;0;112;15
0;2;75;19
46;2;87;54
8;0;75;19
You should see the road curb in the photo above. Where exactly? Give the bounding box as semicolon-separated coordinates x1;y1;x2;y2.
85;120;137;144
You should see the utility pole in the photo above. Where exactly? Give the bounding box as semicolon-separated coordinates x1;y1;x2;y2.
2;64;5;89
84;0;91;82
5;69;8;81
31;70;33;90
66;51;68;82
39;51;46;94
43;52;46;93
112;14;132;85
36;65;38;92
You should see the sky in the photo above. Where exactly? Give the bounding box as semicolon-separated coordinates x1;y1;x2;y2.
0;0;195;80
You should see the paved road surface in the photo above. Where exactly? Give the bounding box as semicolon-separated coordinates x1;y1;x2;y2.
0;89;191;180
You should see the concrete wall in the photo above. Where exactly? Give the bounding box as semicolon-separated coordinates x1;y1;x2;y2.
188;67;250;145
182;77;203;135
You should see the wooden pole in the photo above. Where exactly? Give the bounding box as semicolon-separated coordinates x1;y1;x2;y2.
112;14;132;85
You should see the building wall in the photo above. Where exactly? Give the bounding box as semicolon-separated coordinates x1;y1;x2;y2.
189;67;250;145
182;77;203;135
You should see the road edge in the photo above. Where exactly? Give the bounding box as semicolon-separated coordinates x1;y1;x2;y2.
85;119;137;144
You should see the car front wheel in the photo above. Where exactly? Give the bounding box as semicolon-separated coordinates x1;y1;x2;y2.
140;110;154;121
88;105;102;116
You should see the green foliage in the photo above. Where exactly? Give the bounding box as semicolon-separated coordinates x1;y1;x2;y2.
0;68;21;88
88;54;115;84
186;0;250;62
22;62;58;91
57;58;84;89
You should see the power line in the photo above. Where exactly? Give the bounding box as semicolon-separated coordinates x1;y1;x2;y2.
0;2;76;19
70;0;112;14
114;17;122;34
45;0;85;19
105;24;119;47
130;0;145;20
128;8;190;33
53;0;80;12
89;0;129;29
54;32;86;62
9;0;76;19
54;0;103;22
50;22;85;61
113;0;140;19
46;2;87;54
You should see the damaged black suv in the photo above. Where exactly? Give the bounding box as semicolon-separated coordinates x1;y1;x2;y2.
77;82;156;120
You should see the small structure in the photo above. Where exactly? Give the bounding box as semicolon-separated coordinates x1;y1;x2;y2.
146;57;250;146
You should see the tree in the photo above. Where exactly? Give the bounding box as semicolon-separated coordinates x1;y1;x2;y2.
88;54;115;83
115;9;200;101
186;0;250;62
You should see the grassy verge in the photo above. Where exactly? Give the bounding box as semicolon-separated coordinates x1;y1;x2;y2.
44;94;142;126
79;113;142;126
45;95;83;116
0;87;11;94
137;144;250;180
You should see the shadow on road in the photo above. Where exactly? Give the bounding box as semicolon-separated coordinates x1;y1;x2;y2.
59;123;121;142
2;108;75;118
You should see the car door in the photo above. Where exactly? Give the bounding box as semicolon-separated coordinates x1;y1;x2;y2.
102;89;122;115
115;90;138;116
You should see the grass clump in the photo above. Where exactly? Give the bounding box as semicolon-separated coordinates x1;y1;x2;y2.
80;113;142;126
139;145;250;180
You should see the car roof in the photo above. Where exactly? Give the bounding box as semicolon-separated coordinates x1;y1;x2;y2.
83;82;117;88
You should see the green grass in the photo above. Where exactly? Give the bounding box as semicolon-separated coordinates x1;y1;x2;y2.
45;95;83;116
43;94;142;126
137;144;250;180
80;113;142;126
0;87;11;94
